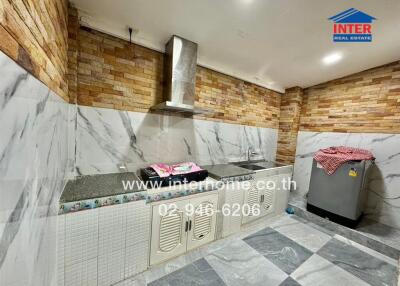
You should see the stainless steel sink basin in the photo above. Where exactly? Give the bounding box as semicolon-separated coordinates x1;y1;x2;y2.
256;161;286;168
237;164;266;171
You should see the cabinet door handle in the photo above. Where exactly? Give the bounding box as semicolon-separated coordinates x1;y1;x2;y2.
189;220;192;231
260;195;264;203
185;221;189;232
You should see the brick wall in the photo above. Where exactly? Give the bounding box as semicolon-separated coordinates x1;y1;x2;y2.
0;0;69;101
275;61;400;164
195;67;281;128
300;61;400;133
276;87;303;164
67;4;79;104
75;27;281;129
77;27;164;112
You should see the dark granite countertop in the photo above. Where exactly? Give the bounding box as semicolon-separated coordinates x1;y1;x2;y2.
60;172;145;203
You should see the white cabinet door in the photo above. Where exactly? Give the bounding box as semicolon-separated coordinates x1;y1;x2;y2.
257;176;277;217
187;193;218;251
260;185;275;216
150;200;188;265
221;186;244;237
241;182;262;224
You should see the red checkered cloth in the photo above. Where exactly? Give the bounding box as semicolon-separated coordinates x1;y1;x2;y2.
314;146;375;175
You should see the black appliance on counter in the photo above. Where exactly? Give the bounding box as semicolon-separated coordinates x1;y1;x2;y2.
140;166;208;187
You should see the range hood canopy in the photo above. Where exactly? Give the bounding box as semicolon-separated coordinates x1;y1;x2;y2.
151;35;210;115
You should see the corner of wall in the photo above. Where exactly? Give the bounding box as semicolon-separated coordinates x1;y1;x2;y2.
276;86;304;164
0;0;70;101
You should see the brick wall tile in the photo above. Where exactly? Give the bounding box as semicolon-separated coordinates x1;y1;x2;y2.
74;28;281;129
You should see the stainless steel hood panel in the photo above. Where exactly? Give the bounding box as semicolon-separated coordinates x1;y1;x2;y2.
151;35;211;115
151;101;210;114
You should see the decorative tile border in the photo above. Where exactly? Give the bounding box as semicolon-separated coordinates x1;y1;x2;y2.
59;191;147;214
146;185;216;203
59;185;217;215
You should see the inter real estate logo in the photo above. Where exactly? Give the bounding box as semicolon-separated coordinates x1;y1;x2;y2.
328;8;376;42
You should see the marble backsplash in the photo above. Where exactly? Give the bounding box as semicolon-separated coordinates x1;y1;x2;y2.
75;105;278;175
292;131;400;229
0;51;71;286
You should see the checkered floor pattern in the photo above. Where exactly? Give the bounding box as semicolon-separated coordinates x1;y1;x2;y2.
120;215;399;286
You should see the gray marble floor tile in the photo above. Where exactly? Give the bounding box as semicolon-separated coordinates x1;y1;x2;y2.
333;235;398;267
356;218;400;251
291;254;370;286
291;214;335;236
148;258;226;286
270;215;332;252
243;227;313;274
279;277;301;286
205;239;288;286
317;238;398;286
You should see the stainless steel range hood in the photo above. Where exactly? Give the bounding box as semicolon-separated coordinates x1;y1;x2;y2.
151;35;210;114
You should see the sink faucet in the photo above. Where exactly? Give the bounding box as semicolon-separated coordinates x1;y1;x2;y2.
247;148;259;162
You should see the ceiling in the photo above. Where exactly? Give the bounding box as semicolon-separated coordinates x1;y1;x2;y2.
72;0;400;93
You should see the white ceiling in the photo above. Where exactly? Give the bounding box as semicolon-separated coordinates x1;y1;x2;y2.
72;0;400;93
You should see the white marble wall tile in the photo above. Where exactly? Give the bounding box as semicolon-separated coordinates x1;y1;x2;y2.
75;105;278;175
0;51;70;286
292;131;400;229
67;103;77;180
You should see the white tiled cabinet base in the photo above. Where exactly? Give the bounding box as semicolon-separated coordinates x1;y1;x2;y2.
124;241;149;277
125;202;151;278
65;258;98;286
98;250;125;286
65;210;99;266
57;215;66;286
60;209;99;286
57;201;151;286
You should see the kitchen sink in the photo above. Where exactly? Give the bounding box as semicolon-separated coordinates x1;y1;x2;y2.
237;164;266;171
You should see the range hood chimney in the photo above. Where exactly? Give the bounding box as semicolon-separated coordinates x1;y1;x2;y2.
151;35;210;114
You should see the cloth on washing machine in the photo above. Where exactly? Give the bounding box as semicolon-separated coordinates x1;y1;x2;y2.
314;146;374;175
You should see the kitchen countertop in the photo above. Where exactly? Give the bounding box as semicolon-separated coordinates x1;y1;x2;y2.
58;161;293;215
60;172;144;203
61;161;291;203
58;172;218;215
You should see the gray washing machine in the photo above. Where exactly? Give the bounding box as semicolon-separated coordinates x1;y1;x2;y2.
307;159;373;228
